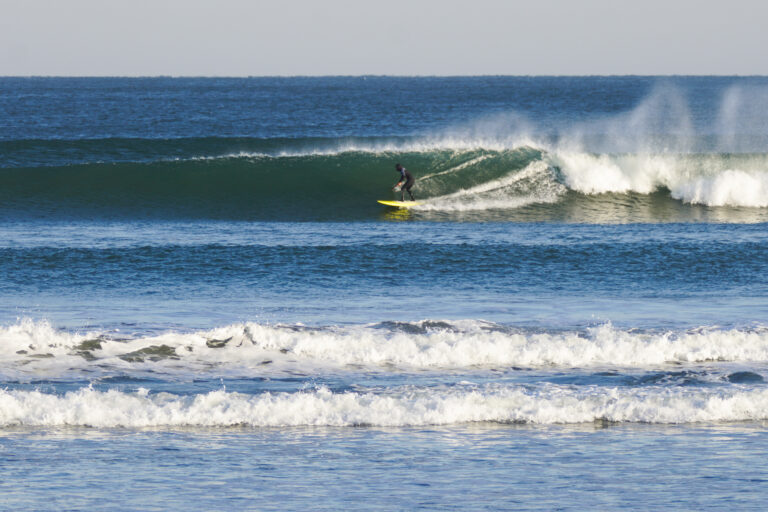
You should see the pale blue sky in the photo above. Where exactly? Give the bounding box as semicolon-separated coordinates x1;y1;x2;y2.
1;0;766;76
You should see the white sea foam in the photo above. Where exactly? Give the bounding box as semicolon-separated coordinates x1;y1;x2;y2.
5;320;768;375
551;152;677;195
2;384;768;427
550;151;768;207
0;318;89;358
671;169;768;207
416;160;565;211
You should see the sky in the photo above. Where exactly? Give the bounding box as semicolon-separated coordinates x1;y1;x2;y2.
1;0;767;76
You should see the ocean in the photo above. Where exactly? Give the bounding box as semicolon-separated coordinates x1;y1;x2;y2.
2;76;768;510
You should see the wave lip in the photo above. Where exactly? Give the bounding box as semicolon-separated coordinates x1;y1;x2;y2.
2;384;768;427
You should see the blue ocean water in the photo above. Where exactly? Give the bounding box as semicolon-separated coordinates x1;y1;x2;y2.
2;76;768;510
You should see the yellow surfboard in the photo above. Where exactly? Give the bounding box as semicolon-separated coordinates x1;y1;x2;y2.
377;200;422;208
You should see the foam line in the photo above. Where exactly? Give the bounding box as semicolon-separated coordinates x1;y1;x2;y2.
5;320;768;374
2;384;768;427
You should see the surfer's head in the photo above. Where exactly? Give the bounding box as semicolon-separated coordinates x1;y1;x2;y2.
395;163;403;170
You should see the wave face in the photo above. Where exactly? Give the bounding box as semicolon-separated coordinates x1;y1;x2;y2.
3;139;768;221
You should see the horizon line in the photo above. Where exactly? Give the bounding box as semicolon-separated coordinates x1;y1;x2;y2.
2;73;768;79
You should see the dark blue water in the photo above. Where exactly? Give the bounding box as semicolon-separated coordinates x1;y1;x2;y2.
3;77;768;510
0;76;668;140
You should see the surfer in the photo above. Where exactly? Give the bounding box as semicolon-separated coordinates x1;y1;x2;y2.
393;163;416;201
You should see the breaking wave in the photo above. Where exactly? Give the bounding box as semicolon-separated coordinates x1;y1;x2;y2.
2;384;768;427
5;82;768;222
3;136;768;221
5;319;768;376
5;316;768;427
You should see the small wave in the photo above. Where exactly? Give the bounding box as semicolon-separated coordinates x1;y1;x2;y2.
2;384;768;427
6;319;768;375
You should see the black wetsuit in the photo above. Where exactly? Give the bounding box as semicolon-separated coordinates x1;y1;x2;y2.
397;167;416;201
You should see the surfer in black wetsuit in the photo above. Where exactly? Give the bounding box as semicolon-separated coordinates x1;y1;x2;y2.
393;163;416;201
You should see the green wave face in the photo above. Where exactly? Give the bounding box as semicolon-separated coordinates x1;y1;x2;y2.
3;140;768;223
0;146;547;221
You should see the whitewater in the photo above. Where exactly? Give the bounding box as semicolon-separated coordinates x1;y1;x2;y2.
6;319;768;374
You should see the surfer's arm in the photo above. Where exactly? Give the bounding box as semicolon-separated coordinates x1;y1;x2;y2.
393;170;406;189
